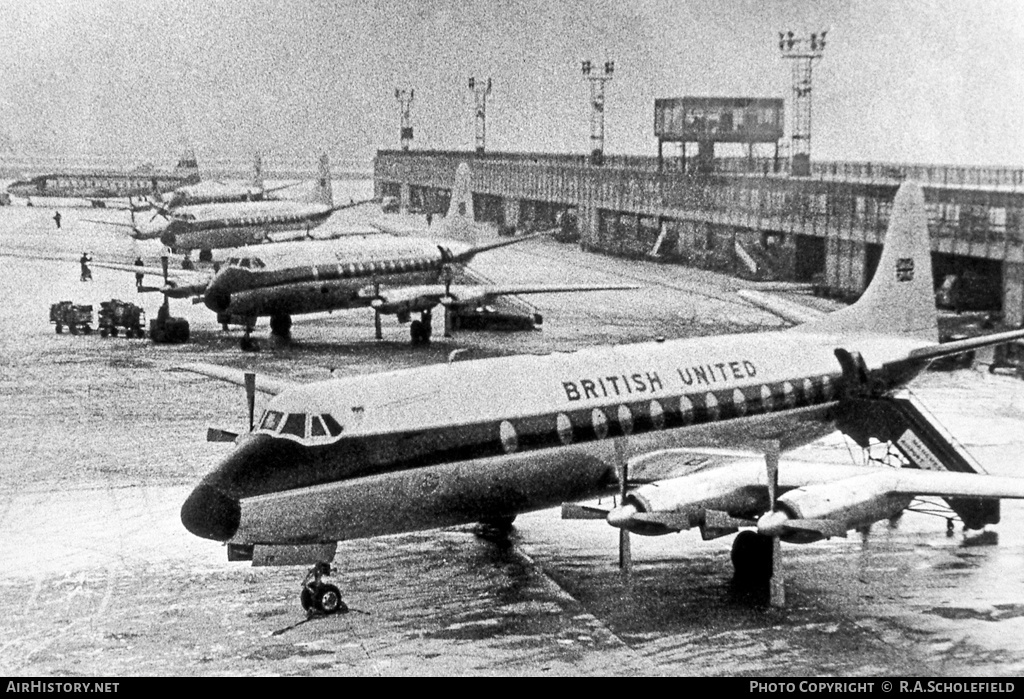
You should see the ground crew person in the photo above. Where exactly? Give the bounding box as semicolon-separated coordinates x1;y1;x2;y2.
135;257;145;289
53;211;61;229
80;252;92;282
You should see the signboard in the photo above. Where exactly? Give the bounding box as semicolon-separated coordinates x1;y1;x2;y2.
654;97;784;143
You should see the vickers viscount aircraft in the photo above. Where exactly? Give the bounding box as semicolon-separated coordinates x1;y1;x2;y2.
6;149;200;207
92;154;370;264
177;180;1024;613
152;152;298;210
94;164;636;349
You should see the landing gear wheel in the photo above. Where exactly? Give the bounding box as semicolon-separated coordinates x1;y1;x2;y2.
314;584;347;614
410;320;423;345
240;335;260;352
731;531;774;585
198;249;213;263
110;327;119;338
300;586;314;611
270;314;292;338
55;324;62;334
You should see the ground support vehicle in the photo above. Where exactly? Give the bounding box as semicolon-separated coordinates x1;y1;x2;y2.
98;299;147;338
49;302;93;335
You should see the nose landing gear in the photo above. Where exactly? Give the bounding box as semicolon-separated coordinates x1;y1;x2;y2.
300;562;348;616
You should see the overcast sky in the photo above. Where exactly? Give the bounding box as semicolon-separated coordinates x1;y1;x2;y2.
1;0;1022;170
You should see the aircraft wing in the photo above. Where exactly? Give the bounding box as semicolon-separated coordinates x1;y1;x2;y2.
172;362;298;396
736;289;829;325
89;260;211;299
572;453;1024;538
370;282;639;316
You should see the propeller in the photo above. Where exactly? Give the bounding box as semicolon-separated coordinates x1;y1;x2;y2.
618;455;631;572
206;371;257;443
373;282;383;340
765;441;784;607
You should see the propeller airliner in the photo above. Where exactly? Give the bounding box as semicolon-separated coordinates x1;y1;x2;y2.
176;180;1024;612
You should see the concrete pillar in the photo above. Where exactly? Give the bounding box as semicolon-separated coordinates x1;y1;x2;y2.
1004;260;1024;327
825;236;867;298
399;182;411;215
503;197;521;229
579;203;599;250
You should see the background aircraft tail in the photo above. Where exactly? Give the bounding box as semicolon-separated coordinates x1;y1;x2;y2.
797;181;937;342
252;152;264;192
438;162;475;242
174;149;200;179
315;153;333;207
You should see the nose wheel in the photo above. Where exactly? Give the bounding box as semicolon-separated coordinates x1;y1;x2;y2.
300;562;348;616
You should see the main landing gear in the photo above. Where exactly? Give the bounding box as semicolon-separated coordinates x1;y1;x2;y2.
300;562;348;616
240;325;259;352
270;313;292;341
409;309;433;346
730;530;775;586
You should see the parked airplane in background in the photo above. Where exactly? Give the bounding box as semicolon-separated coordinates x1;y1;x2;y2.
94;163;636;349
177;181;1024;612
6;150;200;207
151;152;299;211
92;154;372;263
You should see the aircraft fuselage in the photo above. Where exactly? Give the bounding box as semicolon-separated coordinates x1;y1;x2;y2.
161;204;334;251
182;331;926;545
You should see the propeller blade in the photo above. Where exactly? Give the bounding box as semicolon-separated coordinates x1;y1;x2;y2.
618;458;631;572
245;372;256;432
560;503;611;520
207;427;239;443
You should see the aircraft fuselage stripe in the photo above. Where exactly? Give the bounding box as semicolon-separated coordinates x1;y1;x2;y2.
212;370;844;500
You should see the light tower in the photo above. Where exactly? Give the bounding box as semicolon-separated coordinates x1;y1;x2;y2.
582;59;614;166
468;77;492;154
395;88;415;151
778;31;826;176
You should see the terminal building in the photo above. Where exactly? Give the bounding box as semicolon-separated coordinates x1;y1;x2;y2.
374;97;1024;327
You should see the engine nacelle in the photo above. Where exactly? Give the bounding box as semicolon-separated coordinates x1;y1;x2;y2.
774;472;911;543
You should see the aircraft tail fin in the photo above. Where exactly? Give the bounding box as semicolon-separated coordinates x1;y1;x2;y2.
438;162;475;242
797;181;937;342
252;152;264;191
315;153;333;207
174;148;200;181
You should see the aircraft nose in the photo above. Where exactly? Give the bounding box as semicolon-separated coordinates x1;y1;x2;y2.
160;230;176;247
180;484;240;541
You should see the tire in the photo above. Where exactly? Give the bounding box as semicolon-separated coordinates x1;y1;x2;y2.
315;584;347;614
300;586;315;611
100;329;108;338
731;531;774;584
70;325;78;335
82;326;91;335
55;324;62;334
110;327;119;338
410;320;423;345
199;249;213;263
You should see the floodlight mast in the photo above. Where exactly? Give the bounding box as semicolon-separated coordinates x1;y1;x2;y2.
582;60;614;166
468;77;492;155
395;88;415;151
778;31;827;176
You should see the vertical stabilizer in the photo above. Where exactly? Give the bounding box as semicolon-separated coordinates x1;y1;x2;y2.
252;152;264;191
439;162;475;242
798;181;937;342
174;149;200;181
315;153;333;207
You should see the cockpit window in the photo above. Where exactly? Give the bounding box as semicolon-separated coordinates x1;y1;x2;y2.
281;413;305;437
310;416;327;437
260;410;284;432
321;414;343;436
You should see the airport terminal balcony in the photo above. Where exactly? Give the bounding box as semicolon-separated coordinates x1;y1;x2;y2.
374;149;1024;325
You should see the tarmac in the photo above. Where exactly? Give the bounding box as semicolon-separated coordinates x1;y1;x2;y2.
1;194;1024;676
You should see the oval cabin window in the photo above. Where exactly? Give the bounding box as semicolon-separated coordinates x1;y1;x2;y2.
591;409;609;440
556;413;573;445
617;405;633;435
499;420;518;453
